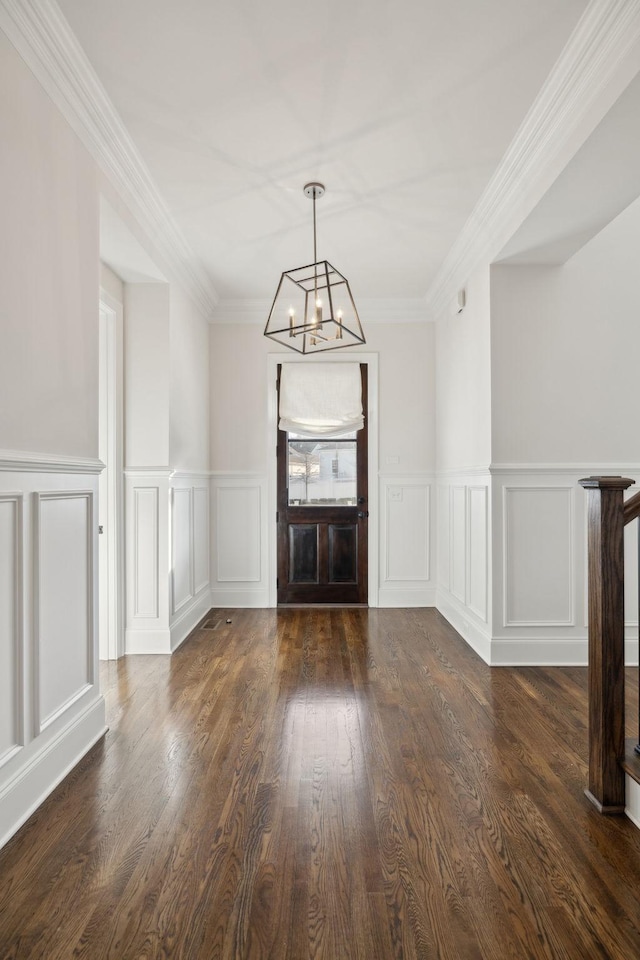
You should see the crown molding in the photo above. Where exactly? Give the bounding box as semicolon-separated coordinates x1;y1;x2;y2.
0;0;218;319
210;297;430;325
424;0;640;320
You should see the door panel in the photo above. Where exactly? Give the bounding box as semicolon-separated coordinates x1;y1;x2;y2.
277;364;368;604
328;524;358;582
289;525;319;583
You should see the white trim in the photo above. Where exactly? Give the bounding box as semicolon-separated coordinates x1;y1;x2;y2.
0;451;104;474
210;587;270;608
171;470;212;481
266;353;379;608
0;0;217;320
489;638;588;666
124;467;172;478
490;463;640;475
377;586;436;607
436;466;491;479
124;627;172;655
425;1;640;319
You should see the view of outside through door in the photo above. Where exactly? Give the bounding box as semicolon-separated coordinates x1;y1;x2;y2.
287;433;357;506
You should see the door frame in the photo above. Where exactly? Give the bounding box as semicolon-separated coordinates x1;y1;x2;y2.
98;289;125;659
267;352;379;607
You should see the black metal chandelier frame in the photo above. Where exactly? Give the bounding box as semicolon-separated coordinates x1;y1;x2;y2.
263;183;366;354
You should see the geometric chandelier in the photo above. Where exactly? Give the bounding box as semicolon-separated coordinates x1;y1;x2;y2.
263;183;366;353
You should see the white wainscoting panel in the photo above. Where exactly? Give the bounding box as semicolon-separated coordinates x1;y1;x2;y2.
468;486;488;622
378;476;434;606
211;475;268;607
437;486;450;592
193;485;210;594
133;487;159;618
171;487;193;615
0;458;106;851
435;473;492;663
169;475;212;652
503;486;573;627
0;495;22;767
125;470;171;654
35;492;93;733
451;486;467;603
217;486;261;582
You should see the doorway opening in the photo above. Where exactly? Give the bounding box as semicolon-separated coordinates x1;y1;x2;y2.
276;362;369;605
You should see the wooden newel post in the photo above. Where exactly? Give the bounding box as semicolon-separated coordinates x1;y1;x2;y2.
579;476;635;813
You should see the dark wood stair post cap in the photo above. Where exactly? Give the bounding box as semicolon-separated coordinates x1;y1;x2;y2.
579;476;635;490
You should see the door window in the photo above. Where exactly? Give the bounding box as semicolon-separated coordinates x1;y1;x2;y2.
287;434;357;505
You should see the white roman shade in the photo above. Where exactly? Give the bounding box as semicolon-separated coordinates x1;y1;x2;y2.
279;362;364;437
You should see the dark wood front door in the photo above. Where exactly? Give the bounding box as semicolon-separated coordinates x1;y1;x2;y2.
277;364;368;604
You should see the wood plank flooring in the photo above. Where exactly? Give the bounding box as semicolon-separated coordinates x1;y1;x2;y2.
2;608;640;958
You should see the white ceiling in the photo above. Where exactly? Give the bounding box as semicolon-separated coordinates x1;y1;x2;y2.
57;0;587;305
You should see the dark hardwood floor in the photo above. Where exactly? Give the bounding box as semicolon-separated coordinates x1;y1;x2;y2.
2;608;640;959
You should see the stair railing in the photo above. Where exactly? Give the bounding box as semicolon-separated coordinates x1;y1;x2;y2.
579;476;640;813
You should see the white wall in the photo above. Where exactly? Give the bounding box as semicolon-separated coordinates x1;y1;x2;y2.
436;264;492;473
0;35;106;849
124;283;170;469
491;195;640;465
0;30;99;459
170;288;210;473
209;321;436;606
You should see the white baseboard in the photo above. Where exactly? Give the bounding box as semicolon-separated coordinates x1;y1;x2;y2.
210;587;270;608
0;697;107;850
170;590;212;652
489;638;588;666
125;627;172;655
377;585;436;607
436;590;492;664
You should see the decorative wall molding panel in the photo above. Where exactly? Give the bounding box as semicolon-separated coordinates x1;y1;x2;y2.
378;476;435;607
0;494;22;770
502;486;574;627
171;487;193;615
124;470;211;654
124;470;170;654
467;486;489;622
436;472;492;660
34;491;94;734
211;475;269;608
488;467;640;666
169;475;211;652
0;468;106;851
